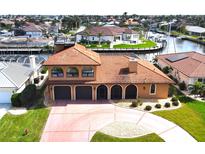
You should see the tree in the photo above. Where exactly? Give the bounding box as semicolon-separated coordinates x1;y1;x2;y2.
188;81;205;97
97;32;102;46
84;31;90;45
162;66;173;74
123;12;128;20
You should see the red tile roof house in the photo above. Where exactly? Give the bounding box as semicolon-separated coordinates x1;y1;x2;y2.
156;52;205;85
43;44;173;102
76;26;139;44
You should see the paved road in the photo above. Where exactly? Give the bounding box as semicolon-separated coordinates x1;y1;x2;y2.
41;102;196;142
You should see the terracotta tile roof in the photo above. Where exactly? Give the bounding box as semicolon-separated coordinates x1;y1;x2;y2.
45;44;173;84
157;51;205;78
78;26;137;36
44;44;101;66
87;54;173;84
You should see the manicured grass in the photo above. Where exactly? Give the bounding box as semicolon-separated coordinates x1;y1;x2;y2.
113;40;157;49
91;132;164;142
0;107;50;142
85;43;110;48
154;94;205;141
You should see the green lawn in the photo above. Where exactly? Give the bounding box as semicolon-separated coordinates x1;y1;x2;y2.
113;40;157;49
85;43;110;48
91;132;164;142
154;94;205;142
0;107;50;142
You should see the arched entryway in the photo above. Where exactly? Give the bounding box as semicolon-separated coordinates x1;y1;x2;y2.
97;85;108;100
111;85;122;99
125;84;137;99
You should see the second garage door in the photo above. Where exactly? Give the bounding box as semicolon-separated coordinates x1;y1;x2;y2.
76;86;92;100
54;86;71;100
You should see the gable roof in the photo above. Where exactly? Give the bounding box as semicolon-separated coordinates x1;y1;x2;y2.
78;26;137;36
157;52;205;78
44;44;101;66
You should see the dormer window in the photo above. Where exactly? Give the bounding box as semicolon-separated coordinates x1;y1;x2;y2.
82;66;94;77
67;67;79;77
51;67;64;77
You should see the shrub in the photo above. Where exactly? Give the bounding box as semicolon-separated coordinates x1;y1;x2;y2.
20;84;37;107
155;104;161;109
172;101;179;106
40;67;48;74
171;97;178;102
130;100;142;107
34;78;39;84
40;75;44;80
179;81;187;90
168;86;177;97
130;101;138;107
144;105;152;111
164;102;171;108
11;93;21;107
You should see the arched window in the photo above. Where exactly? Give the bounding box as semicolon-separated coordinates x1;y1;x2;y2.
150;84;156;94
67;67;79;77
51;67;64;77
82;66;94;77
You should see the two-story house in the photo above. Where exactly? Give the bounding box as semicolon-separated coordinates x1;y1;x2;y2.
43;44;173;102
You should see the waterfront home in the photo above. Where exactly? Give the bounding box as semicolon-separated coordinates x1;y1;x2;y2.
157;52;205;85
43;44;173;101
185;26;205;36
0;55;44;104
76;25;139;44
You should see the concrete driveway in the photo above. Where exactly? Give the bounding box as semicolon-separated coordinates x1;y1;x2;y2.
0;104;11;119
41;101;196;142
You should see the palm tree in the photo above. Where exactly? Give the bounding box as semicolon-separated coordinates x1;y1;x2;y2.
84;31;90;46
97;32;102;46
188;81;205;97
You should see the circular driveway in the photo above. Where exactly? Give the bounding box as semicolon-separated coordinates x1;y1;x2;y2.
41;102;196;142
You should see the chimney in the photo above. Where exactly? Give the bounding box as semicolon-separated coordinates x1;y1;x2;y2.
128;57;138;73
29;55;36;69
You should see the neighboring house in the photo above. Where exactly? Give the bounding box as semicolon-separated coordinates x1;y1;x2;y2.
76;26;139;43
157;52;205;85
21;23;43;38
185;26;205;36
43;44;173;102
0;55;44;104
123;18;139;26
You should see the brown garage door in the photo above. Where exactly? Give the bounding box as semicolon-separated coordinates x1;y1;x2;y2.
54;86;71;100
76;86;92;100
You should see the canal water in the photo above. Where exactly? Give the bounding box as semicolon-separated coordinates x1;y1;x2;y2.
137;32;205;61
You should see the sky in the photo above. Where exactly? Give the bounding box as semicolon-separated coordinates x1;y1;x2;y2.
0;0;204;15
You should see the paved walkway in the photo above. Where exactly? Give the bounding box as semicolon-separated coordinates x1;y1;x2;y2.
0;104;10;119
41;101;196;142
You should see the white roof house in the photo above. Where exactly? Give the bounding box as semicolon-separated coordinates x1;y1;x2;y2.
0;55;45;104
185;26;205;34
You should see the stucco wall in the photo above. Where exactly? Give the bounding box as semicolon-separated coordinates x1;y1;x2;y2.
48;83;170;101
